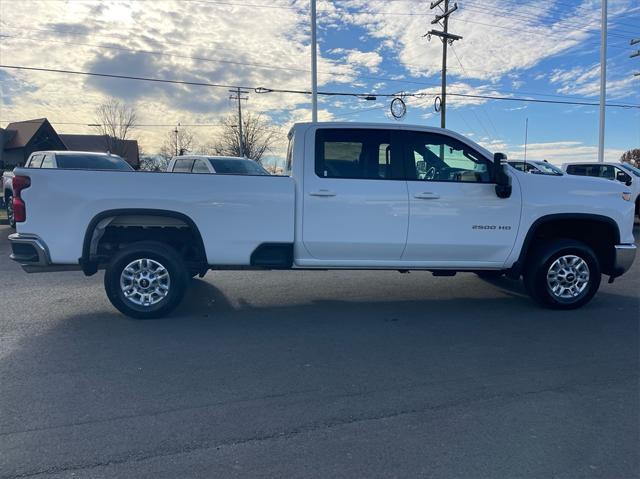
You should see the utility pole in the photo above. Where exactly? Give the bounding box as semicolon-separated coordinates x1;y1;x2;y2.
597;0;607;163
426;0;462;129
174;124;179;156
229;87;249;157
310;0;318;122
524;118;529;164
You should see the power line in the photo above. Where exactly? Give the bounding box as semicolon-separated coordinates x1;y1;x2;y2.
1;64;638;108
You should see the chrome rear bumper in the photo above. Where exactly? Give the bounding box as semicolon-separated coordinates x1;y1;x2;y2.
8;233;80;273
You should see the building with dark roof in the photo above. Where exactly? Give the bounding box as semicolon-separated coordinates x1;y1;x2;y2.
0;119;66;169
0;119;140;170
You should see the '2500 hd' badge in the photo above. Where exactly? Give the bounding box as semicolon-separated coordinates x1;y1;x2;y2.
472;225;512;230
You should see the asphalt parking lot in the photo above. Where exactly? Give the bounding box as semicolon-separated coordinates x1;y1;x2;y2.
0;224;638;479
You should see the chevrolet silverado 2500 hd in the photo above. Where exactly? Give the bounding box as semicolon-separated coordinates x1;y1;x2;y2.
8;123;637;318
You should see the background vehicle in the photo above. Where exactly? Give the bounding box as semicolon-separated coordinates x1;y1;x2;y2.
1;170;15;227
8;123;636;318
508;160;563;176
167;155;270;175
562;161;640;217
3;151;132;228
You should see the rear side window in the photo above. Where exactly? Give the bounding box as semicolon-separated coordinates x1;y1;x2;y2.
172;159;194;173
41;154;54;168
27;154;43;168
315;129;402;180
192;159;210;174
55;154;132;170
566;164;614;179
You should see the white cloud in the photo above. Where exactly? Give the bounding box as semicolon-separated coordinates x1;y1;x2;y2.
550;65;639;99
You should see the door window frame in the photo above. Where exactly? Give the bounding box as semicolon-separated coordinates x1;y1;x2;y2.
314;128;405;181
400;131;494;184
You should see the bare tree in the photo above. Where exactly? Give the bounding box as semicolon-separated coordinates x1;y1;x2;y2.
139;156;169;172
159;127;195;160
93;98;137;157
213;112;277;161
620;149;640;168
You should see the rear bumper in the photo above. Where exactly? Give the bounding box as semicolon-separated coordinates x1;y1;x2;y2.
612;243;636;277
8;233;80;273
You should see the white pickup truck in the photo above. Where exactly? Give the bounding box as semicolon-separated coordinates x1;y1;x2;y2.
8;123;637;318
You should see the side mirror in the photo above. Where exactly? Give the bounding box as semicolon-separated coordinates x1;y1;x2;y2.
493;153;512;199
616;170;632;186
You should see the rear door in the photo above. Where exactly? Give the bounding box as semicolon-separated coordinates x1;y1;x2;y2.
301;127;408;261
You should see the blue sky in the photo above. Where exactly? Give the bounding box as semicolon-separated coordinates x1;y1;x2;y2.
0;0;638;163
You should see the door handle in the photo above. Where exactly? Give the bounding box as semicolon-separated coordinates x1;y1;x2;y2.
414;192;440;200
309;190;336;197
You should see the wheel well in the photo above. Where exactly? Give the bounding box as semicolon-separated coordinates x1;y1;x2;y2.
81;211;207;276
519;216;619;275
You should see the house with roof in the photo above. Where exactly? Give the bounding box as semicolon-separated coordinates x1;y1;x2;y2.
0;119;66;169
0;118;140;170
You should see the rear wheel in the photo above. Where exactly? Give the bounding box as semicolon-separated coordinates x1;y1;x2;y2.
524;239;601;310
104;241;188;319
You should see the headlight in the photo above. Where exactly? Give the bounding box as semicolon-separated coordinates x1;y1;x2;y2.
622;192;631;201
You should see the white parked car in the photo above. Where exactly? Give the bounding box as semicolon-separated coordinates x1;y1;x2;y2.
562;161;640;218
8;123;636;318
167;155;269;175
3;151;132;228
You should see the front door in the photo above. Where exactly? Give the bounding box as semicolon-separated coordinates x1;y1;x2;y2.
301;127;409;262
401;130;521;266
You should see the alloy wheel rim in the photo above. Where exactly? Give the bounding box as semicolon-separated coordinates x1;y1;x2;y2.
546;254;590;301
120;258;170;307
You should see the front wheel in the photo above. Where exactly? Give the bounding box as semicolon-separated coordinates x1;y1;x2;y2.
104;241;188;319
524;239;601;310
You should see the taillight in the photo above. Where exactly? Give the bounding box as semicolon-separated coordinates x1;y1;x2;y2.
12;175;30;223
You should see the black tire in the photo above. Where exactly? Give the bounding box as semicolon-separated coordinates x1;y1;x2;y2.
104;241;188;319
523;239;601;310
6;193;15;228
475;270;504;279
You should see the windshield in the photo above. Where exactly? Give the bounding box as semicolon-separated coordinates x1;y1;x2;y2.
509;161;563;176
619;163;640;178
208;158;269;175
55;154;133;171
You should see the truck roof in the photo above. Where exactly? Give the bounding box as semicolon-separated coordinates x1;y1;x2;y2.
290;122;494;160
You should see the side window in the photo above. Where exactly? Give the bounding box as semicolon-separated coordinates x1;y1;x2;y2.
40;154;54;169
403;131;491;183
192;159;210;174
285;134;294;176
315;129;402;179
172;159;193;173
566;165;584;175
598;165;615;180
27;154;43;168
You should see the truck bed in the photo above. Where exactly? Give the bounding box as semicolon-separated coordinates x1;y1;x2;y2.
15;168;295;265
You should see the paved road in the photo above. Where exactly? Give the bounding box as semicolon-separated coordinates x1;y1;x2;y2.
1;224;638;478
